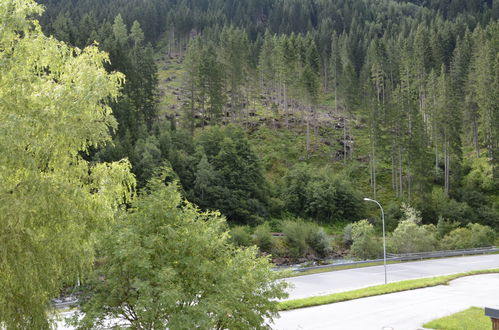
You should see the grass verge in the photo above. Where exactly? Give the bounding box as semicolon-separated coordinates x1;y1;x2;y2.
278;268;499;311
423;307;490;330
287;260;401;278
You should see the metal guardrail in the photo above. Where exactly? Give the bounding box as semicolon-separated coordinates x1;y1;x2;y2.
294;246;499;272
52;295;78;309
386;246;499;259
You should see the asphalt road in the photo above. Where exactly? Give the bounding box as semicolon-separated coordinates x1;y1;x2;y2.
273;273;499;330
56;254;499;329
285;254;499;300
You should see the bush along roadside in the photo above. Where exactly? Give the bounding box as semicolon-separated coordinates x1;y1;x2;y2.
229;218;342;264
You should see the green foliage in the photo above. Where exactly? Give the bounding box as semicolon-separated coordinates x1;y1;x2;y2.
74;176;288;329
389;220;437;253
37;0;499;266
467;223;496;247
349;220;382;260
436;216;460;238
440;227;474;250
38;0;499;214
281;220;310;258
423;307;491;330
281;164;364;223
191;126;270;224
194;153;217;201
400;203;423;224
388;204;437;253
0;1;134;328
70;12;160;188
463;157;495;191
132;135;162;184
343;223;353;246
281;219;332;258
249;126;303;178
307;226;333;257
440;223;496;250
426;187;473;224
254;223;274;253
383;201;404;232
229;226;253;247
270;237;289;258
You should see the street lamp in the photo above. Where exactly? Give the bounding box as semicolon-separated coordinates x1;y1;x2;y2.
363;197;387;284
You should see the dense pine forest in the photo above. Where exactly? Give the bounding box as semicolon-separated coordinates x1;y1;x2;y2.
37;0;499;230
1;0;499;328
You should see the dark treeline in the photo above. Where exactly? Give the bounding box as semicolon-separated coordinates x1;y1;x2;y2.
39;0;499;43
38;0;499;230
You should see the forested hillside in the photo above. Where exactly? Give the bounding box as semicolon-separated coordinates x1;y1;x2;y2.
38;0;499;252
2;0;498;327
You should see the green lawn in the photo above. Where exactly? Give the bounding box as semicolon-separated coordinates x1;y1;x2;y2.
423;307;491;330
278;269;499;311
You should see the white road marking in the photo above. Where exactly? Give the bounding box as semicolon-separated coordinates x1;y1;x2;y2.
370;269;406;275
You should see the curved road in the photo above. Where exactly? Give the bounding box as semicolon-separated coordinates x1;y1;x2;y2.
56;254;499;329
285;254;499;300
274;274;499;329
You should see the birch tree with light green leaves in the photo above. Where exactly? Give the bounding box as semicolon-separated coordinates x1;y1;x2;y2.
0;1;134;328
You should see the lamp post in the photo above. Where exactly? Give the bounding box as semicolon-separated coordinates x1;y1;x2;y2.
364;197;387;284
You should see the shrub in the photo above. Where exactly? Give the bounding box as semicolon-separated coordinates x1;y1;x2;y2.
468;223;496;247
307;227;332;257
436;216;460;238
253;223;273;253
343;223;353;246
281;220;309;258
280;219;332;258
440;223;496;250
271;237;288;258
229;226;252;247
440;227;473;250
349;220;382;260
389;220;437;253
400;203;422;224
